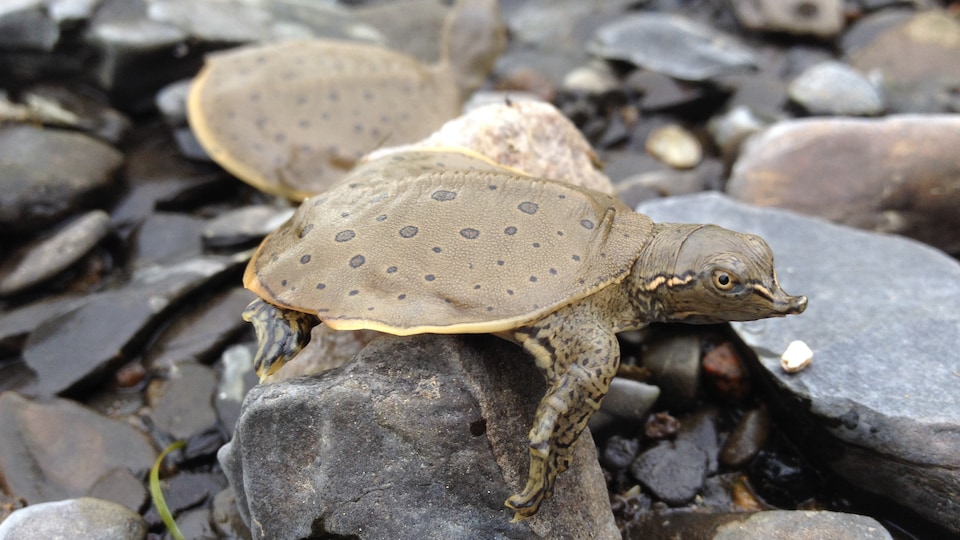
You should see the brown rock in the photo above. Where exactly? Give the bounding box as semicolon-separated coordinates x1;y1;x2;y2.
727;116;960;255
849;11;960;113
702;342;752;403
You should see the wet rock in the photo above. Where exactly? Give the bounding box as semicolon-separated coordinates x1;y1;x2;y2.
202;205;294;250
624;509;892;540
148;362;218;440
222;334;618;539
146;0;284;44
143;471;228;528
0;497;147;540
0;125;123;235
601;434;640;472
715;74;789;119
88;467;149;514
645;124;702;169
23;253;245;396
848;10;960;113
0;0;59;51
626;70;714;113
675;408;721;474
82;1;200;112
16;84;132;143
639;192;960;534
727;115;960;255
788;61;885;116
731;0;844;38
129;212;206;266
145;287;255;372
642;333;700;412
719;408;772;468
590;378;661;432
588;13;757;81
0;392;156;504
0;210;111;297
630;439;708;505
0;293;83;353
701;342;752;403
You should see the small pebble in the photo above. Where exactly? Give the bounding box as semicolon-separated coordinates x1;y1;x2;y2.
780;340;813;373
702;342;752;403
719;408;772;468
644;412;680;440
645;124;702;169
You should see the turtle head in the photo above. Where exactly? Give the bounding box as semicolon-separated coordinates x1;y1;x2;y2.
242;298;316;382
637;224;807;324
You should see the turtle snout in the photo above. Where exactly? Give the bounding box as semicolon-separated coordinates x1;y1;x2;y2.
781;294;807;315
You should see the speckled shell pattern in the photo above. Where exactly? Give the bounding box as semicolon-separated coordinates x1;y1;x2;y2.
244;151;655;335
187;40;460;200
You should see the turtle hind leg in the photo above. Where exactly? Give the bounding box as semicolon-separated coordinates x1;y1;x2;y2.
505;308;620;521
242;298;317;381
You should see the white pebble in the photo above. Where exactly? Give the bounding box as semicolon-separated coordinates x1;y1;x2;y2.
780;340;813;373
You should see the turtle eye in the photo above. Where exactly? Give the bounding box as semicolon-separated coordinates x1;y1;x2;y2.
712;270;736;291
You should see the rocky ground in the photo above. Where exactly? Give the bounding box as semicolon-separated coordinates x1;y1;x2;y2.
1;0;960;539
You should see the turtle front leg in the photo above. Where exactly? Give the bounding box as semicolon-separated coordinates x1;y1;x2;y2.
505;308;620;521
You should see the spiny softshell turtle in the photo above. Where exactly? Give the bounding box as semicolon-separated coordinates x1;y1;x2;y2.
242;149;807;520
186;0;504;201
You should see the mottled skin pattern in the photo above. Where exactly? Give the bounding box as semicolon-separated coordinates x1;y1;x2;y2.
244;220;807;521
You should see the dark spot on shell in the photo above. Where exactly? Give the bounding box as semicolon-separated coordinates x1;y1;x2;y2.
504;226;517;236
507;289;514;295
348;290;359;296
312;198;327;207
487;306;494;312
530;276;538;282
431;190;457;201
274;133;286;143
558;194;566;199
318;308;329;313
349;255;365;268
299;120;311;129
341;212;350;218
316;283;326;290
460;228;480;239
376;214;388;222
367;307;375;311
335;230;355;242
488;185;498;190
432;247;442;253
281;279;288;286
581;219;595;230
386;266;398;274
398;294;406;300
497;260;505;266
572;254;581;261
474;284;481;289
532;242;540;248
300;254;311;264
299;224;314;238
550;268;558;275
557;231;564;236
353;124;363;134
425;274;436;281
518;201;539;215
364;90;374;101
329;91;339;101
399;226;418;238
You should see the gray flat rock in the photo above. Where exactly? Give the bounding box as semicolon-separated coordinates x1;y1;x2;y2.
587;13;757;81
637;192;960;535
